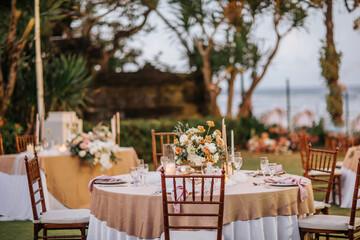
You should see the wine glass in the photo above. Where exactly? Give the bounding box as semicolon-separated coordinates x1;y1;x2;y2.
268;163;276;178
142;164;149;186
260;157;269;175
232;152;243;173
130;167;140;187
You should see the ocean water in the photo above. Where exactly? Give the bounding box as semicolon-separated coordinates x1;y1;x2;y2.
217;86;360;133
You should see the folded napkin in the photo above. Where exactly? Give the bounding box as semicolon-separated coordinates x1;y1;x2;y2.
276;164;284;173
264;177;308;201
171;185;189;213
88;174;124;193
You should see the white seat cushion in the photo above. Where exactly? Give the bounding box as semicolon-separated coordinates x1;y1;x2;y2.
299;215;360;231
39;209;90;224
336;161;343;168
309;168;342;176
160;230;224;240
314;200;331;210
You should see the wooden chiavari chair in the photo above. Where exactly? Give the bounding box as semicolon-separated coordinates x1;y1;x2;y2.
297;131;309;173
15;133;36;153
25;152;89;240
0;133;4;155
304;144;339;214
151;129;176;170
160;168;225;240
299;158;360;240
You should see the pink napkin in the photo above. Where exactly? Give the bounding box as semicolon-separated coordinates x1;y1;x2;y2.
88;174;124;193
171;185;189;213
276;164;284;173
264;177;308;201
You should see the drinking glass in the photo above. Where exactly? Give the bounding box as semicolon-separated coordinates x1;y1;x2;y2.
163;144;175;161
268;163;276;178
231;152;243;173
130;167;140;187
260;157;269;175
160;156;169;171
142;164;149;186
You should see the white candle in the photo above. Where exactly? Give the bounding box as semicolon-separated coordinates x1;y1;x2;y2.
111;116;116;142
41;114;45;144
116;112;120;134
165;163;176;175
35;113;39;145
231;130;234;158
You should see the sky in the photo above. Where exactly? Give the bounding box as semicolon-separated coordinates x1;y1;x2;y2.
129;0;360;90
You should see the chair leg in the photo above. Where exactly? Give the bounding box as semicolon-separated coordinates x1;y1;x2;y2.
81;227;86;240
43;228;47;238
34;224;40;240
299;230;306;240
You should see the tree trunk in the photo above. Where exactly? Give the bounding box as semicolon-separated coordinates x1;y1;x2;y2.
323;0;343;126
226;68;237;118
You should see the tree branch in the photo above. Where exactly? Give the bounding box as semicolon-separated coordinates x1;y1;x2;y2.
6;0;21;53
155;9;192;57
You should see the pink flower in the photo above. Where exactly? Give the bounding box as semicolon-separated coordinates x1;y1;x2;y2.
79;142;87;149
82;133;90;140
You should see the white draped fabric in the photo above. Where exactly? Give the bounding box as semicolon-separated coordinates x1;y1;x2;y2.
87;214;301;240
338;166;359;208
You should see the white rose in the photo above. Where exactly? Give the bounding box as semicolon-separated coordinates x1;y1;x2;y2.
206;143;217;153
188;155;205;166
180;134;188;143
78;150;86;157
213;153;219;162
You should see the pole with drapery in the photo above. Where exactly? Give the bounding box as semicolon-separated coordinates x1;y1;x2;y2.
35;0;45;145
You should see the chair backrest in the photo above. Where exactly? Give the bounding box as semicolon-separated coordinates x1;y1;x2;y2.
151;129;176;170
349;159;360;232
0;134;3;155
15;133;36;153
297;131;308;170
160;168;225;240
326;135;354;155
304;143;338;205
24;152;47;221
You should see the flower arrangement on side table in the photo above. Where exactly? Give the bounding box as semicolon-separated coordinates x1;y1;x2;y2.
173;121;225;166
68;123;121;171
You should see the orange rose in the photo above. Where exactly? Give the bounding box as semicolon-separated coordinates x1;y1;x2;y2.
215;129;221;137
203;146;210;155
216;137;223;147
206;121;215;127
197;125;205;133
175;147;182;155
205;135;212;143
199;139;205;144
174;138;179;143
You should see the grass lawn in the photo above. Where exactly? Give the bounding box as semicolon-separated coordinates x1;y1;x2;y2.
0;151;351;239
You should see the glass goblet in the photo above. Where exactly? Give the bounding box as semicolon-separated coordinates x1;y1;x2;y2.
260;157;269;175
130;167;140;187
268;163;276;178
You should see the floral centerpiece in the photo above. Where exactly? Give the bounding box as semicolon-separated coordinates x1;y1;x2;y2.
173;121;225;166
68;123;121;171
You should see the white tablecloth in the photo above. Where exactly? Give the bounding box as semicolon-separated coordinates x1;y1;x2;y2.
87;214;301;240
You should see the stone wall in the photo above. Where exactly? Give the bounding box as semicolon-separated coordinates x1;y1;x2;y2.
85;64;206;121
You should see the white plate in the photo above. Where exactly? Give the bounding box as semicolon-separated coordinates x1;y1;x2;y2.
95;180;126;185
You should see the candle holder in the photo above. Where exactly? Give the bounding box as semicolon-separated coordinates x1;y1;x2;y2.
222;154;233;178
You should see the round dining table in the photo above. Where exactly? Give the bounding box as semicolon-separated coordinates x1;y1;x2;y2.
87;171;315;240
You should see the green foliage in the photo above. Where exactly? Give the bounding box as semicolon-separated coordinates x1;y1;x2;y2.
0;122;23;154
44;54;94;117
320;43;343;126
